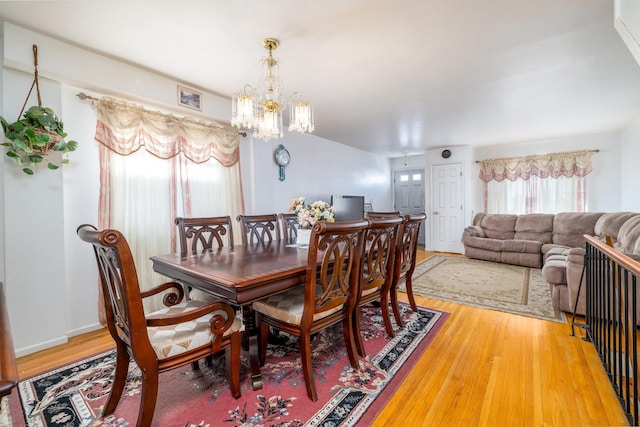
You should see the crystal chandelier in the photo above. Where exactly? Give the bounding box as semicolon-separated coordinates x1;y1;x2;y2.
231;38;314;142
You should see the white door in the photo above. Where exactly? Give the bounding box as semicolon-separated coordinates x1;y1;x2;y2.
431;162;464;253
394;169;426;245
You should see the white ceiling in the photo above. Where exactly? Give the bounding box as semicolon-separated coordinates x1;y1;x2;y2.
2;0;640;157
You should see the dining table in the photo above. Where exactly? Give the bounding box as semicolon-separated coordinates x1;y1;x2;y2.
150;240;310;390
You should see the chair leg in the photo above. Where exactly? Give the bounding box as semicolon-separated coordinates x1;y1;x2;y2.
380;293;395;338
137;365;159;427
353;307;366;357
390;285;404;328
406;275;418;311
342;316;360;370
300;333;318;401
226;332;242;398
258;315;269;367
191;360;200;371
102;346;130;417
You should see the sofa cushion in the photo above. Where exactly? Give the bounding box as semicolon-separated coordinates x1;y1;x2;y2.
594;212;638;242
478;214;517;240
514;214;554;243
541;256;567;285
464;236;503;252
616;215;640;256
501;239;542;254
552;212;604;248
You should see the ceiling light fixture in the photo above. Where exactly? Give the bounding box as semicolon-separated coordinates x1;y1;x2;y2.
231;38;314;142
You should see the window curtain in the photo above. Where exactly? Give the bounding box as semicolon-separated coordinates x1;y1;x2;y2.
93;97;244;316
479;150;593;214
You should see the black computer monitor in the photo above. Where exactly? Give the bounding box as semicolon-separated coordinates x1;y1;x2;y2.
330;195;365;221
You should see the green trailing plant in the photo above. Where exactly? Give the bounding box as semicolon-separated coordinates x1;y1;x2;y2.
1;106;78;175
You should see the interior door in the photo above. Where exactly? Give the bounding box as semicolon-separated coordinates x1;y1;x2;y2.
394;169;426;245
431;162;464;253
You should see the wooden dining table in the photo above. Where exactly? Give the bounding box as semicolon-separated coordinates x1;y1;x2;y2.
150;240;309;390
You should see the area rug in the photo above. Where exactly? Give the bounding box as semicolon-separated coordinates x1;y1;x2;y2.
7;303;448;427
405;255;566;323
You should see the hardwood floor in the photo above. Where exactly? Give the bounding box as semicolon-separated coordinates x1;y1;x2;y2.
15;251;630;426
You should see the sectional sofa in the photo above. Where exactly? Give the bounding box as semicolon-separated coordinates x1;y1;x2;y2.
462;211;640;315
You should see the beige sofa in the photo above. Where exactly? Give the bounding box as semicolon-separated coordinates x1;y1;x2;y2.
546;213;640;314
462;212;603;269
462;211;640;315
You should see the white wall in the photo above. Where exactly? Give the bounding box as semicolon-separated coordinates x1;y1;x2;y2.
621;117;640;211
240;132;392;214
1;22;392;356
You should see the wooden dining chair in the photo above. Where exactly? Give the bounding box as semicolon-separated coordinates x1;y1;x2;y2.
278;212;299;244
391;213;427;322
253;219;369;401
353;216;404;357
77;224;241;427
367;211;401;218
236;214;280;246
175;216;234;252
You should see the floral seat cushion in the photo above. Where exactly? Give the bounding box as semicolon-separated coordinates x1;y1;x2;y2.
252;285;342;325
147;300;241;359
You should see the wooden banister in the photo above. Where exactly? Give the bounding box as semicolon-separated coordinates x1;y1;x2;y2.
0;282;18;400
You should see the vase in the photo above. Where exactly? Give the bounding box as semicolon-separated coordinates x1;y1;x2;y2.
296;228;312;246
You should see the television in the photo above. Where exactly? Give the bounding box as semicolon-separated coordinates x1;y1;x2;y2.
330;195;365;221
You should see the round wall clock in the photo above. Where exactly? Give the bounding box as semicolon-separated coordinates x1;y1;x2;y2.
275;144;291;181
441;149;451;159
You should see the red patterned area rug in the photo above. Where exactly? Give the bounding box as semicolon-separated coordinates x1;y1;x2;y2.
7;303;448;427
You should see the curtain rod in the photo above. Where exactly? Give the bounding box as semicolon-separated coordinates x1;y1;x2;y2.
474;149;600;163
75;92;247;137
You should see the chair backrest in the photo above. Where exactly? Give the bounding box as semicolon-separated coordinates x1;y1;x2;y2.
175;216;234;253
278;213;299;244
361;216;404;295
304;219;369;320
395;213;427;278
367;211;401;218
77;224;159;360
236;214;280;246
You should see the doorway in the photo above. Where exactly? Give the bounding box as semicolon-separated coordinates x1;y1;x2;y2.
393;169;426;245
431;162;464;253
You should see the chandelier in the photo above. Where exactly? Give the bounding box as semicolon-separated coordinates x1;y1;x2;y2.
231;38;314;142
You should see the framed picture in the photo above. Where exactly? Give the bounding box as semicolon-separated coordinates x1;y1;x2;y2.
177;85;202;111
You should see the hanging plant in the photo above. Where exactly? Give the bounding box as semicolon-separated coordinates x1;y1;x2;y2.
0;45;78;175
1;106;78;175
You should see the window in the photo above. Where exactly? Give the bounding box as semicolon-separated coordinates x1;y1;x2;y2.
478;150;594;214
94;97;243;312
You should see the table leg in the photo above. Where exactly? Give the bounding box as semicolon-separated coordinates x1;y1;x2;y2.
242;305;262;390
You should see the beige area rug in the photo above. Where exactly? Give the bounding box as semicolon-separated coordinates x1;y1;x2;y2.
404;255;567;323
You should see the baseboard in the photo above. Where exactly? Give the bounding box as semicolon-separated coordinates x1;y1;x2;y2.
66;322;103;338
15;335;68;357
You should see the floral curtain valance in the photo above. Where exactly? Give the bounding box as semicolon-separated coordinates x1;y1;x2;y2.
478;150;594;183
93;97;240;167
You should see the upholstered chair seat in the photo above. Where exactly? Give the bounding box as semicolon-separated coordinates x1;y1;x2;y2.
147;300;242;359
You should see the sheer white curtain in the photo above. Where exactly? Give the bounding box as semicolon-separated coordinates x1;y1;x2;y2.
94;97;243;314
479;150;593;214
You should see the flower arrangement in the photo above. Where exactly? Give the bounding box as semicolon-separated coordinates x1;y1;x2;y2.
288;197;336;229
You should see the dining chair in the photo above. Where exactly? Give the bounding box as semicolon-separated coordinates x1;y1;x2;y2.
278;212;299;244
77;224;241;427
367;211;401;218
253;219;369;401
175;216;234;252
353;216;404;357
391;213;427;322
175;215;235;302
236;214;280;246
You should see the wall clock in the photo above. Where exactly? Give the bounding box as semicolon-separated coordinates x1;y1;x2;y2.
441;149;451;159
275;144;291;181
